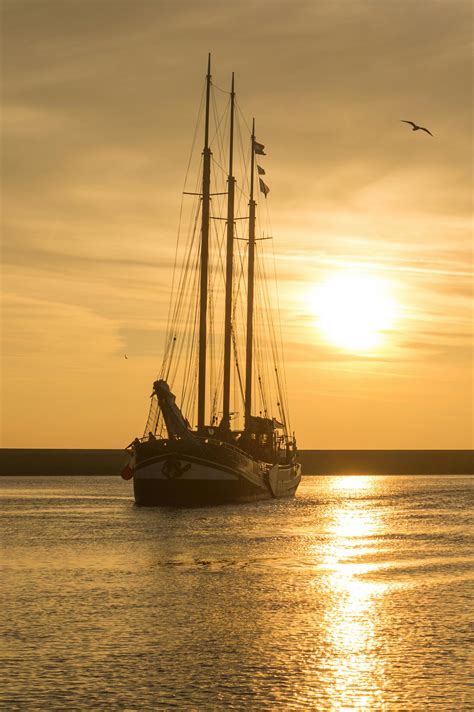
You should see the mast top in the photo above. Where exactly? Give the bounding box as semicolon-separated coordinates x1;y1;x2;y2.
250;118;256;203
204;54;212;151
228;72;235;177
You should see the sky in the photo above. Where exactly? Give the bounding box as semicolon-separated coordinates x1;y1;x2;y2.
1;0;472;449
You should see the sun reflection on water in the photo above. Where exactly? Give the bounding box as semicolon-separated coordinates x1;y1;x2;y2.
319;476;387;710
330;474;373;492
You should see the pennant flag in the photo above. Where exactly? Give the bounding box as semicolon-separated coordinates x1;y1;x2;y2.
259;178;270;198
254;141;266;155
257;165;266;175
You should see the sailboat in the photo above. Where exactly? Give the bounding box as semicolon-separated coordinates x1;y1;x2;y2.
123;56;301;505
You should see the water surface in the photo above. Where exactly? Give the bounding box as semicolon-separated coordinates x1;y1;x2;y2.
1;475;472;710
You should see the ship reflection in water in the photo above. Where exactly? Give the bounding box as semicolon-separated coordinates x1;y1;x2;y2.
1;475;472;710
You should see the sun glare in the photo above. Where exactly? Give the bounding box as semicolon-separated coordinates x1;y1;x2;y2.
311;270;398;352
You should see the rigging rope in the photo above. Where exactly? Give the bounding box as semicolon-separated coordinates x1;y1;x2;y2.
143;80;293;440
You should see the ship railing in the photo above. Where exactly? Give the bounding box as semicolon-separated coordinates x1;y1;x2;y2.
195;434;296;463
128;433;270;462
128;431;297;463
194;434;256;458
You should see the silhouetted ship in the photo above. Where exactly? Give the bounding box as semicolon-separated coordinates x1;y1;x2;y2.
122;56;301;505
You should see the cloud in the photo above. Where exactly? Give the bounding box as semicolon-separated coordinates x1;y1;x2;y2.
1;0;472;447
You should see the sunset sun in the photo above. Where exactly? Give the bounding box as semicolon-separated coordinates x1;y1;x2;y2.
311;270;399;352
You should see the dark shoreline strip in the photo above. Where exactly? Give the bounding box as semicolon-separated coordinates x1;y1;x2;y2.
0;449;472;476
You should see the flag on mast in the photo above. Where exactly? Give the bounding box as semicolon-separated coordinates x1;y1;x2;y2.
254;141;266;155
259;178;270;198
257;165;266;175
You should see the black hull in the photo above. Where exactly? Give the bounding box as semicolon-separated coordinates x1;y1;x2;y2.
133;476;272;507
130;438;301;507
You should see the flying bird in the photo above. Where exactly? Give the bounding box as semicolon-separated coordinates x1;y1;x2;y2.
124;354;128;359
401;120;433;136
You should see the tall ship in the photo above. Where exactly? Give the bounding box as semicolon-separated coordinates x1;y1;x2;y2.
122;56;301;505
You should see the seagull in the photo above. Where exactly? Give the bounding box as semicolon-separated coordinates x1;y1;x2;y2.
124;354;128;359
401;120;433;136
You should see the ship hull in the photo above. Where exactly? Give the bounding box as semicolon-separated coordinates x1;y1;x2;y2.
132;443;301;507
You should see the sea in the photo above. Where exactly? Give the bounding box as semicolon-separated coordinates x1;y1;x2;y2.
1;475;472;711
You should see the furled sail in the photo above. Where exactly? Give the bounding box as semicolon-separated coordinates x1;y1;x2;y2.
152;380;190;438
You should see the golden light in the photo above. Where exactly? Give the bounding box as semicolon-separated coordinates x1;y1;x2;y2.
330;475;372;492
310;270;399;352
316;484;388;710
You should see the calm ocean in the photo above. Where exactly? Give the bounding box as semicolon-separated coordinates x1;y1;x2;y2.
1;475;472;711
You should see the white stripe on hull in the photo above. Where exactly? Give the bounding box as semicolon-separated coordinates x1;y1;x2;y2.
136;460;238;481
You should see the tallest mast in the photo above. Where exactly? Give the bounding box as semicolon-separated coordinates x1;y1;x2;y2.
222;73;235;430
197;54;212;432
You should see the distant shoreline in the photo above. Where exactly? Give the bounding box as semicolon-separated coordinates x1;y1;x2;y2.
0;449;472;476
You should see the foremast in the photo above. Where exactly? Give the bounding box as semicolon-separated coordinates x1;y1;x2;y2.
197;54;212;432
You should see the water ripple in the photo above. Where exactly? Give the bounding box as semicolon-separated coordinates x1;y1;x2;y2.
1;474;472;710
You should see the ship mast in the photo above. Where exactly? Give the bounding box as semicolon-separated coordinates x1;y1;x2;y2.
222;73;235;431
197;54;212;432
244;119;256;429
